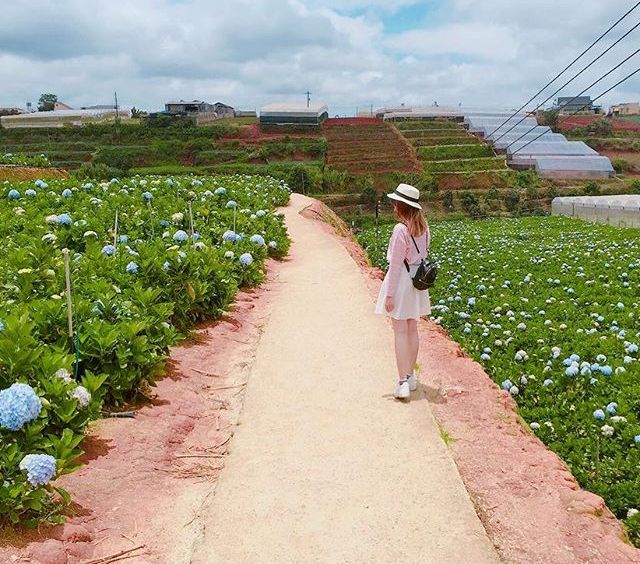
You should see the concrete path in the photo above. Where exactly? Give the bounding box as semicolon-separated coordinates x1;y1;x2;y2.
190;194;500;564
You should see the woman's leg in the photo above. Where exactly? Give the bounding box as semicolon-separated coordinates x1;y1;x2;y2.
391;319;412;378
407;318;419;376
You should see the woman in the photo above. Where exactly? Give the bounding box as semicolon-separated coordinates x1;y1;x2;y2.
375;183;431;400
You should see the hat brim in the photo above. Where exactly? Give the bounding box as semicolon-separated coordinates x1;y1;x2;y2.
387;192;422;210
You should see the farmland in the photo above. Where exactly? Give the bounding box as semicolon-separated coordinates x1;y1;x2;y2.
358;216;640;544
0;174;290;525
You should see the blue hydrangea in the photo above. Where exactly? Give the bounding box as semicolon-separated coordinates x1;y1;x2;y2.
192;232;201;242
173;230;189;243
0;383;42;431
224;251;234;259
223;230;237;243
600;365;613;377
203;190;213;199
580;365;591;376
590;377;598;385
71;385;91;408
501;379;513;391
635;435;640;444
102;244;116;256
239;252;253;267
19;454;57;486
627;343;638;354
142;191;153;200
249;234;265;246
268;241;277;249
126;261;139;274
565;365;579;377
57;213;71;226
477;284;486;292
593;409;606;421
83;182;94;190
163;261;170;271
166;178;174;186
8;189;20;200
214;187;227;196
118;234;128;244
606;402;618;415
519;375;528;386
543;379;554;387
25;189;37;197
35;179;48;189
256;210;266;218
61;189;73;198
226;200;237;209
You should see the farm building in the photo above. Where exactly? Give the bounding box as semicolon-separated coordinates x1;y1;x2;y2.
212;102;235;119
260;103;328;125
0;106;132;128
165;100;216;115
554;96;600;114
610;102;640;117
384;106;463;121
552;195;640;227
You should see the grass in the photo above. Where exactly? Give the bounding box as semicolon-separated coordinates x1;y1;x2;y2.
417;144;495;161
422;157;508;173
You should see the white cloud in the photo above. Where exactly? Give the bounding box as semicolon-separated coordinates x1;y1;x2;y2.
0;0;638;113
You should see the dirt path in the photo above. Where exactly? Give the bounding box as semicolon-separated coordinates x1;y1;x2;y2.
189;194;499;563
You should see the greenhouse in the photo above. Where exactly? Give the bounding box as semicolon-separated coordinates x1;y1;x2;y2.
493;132;566;151
383;106;464;120
535;156;615;179
259;103;328;125
552;195;640;227
465;116;538;134
508;141;598;168
0;107;131;128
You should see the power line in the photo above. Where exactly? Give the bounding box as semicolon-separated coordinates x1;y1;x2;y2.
487;0;640;138
511;66;640;155
493;19;640;143
506;47;640;152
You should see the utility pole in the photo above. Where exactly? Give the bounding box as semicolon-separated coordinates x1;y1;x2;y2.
114;91;120;136
305;90;311;108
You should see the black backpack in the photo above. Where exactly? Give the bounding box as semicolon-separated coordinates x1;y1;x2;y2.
404;230;437;290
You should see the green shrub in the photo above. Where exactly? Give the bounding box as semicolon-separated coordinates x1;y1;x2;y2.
442;190;454;210
584;181;601;195
631;179;640;194
612;158;631;174
504;189;521;213
417;144;494;161
71;162;123;180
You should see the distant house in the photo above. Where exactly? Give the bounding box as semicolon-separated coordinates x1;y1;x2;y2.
260;103;329;126
0;106;28;117
554;96;599;114
53;101;74;111
212;102;235;119
1;106;132;128
165;100;216;115
610;102;640;117
235;110;257;118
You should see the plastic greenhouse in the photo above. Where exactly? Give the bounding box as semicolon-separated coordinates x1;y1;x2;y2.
508;141;598;168
552;195;640;227
536;157;614;179
494;132;567;150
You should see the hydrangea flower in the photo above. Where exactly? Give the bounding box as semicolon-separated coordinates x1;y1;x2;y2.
126;261;139;274
224;251;234;259
57;213;71;226
509;385;519;396
173;230;189;243
593;409;605;421
600;365;612;377
0;383;42;431
172;212;184;223
160;219;170;228
19;454;57;486
55;368;73;383
162;261;170;271
606;402;618;415
62;189;73;198
71;386;91;408
25;189;37;197
256;210;266;217
249;234;265;246
7;189;20;200
119;235;129;244
142;191;153;201
214;187;227;196
601;425;614;437
501;379;513;391
239;253;253;266
543;379;554;387
635;435;640;445
530;422;540;431
268;241;277;249
226;200;237;209
102;244;116;256
223;230;237;243
565;364;579;377
0;320;4;332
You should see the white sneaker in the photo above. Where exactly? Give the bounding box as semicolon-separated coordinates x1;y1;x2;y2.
394;381;410;400
407;374;418;392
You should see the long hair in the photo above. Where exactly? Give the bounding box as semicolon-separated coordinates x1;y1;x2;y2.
393;200;428;237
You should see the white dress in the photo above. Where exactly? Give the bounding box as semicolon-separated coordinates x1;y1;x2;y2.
375;223;431;320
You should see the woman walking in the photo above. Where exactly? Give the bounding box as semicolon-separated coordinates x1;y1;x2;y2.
375;183;431;400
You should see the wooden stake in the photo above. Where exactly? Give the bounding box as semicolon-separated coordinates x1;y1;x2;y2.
188;201;195;244
233;206;237;232
113;209;119;248
62;249;73;339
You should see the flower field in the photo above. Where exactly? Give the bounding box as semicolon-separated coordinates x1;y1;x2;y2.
0;174;290;525
1;153;51;168
359;216;640;543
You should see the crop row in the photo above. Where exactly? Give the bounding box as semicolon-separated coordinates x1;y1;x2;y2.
422;157;508;173
417;144;496;161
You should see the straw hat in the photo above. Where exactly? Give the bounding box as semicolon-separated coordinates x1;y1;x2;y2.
387;183;422;210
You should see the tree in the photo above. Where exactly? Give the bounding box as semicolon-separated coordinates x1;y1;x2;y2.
38;93;58;112
543;109;560;132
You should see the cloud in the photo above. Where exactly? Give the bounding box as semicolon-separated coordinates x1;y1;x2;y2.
0;0;638;113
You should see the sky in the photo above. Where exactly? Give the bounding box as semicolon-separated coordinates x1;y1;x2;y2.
0;0;639;115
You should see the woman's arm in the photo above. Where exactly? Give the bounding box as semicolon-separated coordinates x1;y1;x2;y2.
386;224;409;298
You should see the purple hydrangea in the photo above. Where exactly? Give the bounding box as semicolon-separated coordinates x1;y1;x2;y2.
173;230;189;243
223;230;237;243
239;253;253;267
126;261;139;274
102;244;116;256
57;213;72;226
249;234;265;246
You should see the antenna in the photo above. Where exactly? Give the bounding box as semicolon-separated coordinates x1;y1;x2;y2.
305;90;311;108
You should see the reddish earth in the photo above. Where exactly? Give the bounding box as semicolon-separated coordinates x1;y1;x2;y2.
225;123;323;141
0;166;69;181
302;199;640;564
324;117;383;126
560;116;640;132
0;262;283;564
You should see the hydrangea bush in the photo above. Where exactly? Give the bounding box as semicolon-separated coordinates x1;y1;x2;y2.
0;174;290;525
359;216;640;545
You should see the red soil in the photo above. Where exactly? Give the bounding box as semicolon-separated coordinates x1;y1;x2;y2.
302;198;640;564
560;116;640;132
0;166;69;181
0;261;283;564
324;117;383;127
226;124;323;141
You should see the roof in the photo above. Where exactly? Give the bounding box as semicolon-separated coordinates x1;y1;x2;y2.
166;100;207;105
557;96;592;105
1;108;131;120
260;103;328;116
214;102;234;109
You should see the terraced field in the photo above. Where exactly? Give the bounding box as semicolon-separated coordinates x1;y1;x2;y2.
324;119;421;176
